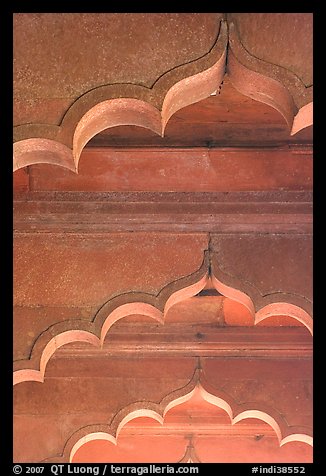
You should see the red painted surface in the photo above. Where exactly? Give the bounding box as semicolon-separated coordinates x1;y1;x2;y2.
13;352;312;462
13;168;29;191
211;234;312;315
14;233;208;308
13;190;312;235
14;13;223;125
13;231;312;385
27;147;312;192
72;434;312;463
71;391;312;463
13;14;313;464
87;78;312;148
14;14;313;173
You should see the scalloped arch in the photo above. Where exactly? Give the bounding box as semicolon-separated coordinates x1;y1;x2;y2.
227;47;296;129
13;138;75;173
211;275;313;335
72;99;163;170
65;377;312;463
13;254;312;386
13;17;312;173
13;264;209;385
227;20;313;135
13;21;227;172
291;102;313;136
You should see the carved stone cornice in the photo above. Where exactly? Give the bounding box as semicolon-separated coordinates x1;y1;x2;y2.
14;190;312;234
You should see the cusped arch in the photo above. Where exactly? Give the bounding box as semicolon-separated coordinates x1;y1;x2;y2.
13;250;313;385
13;20;228;172
291;102;313;136
13;255;210;385
46;370;312;463
13;138;75;173
13;16;313;173
211;274;313;335
227;19;313;135
72;99;163;170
